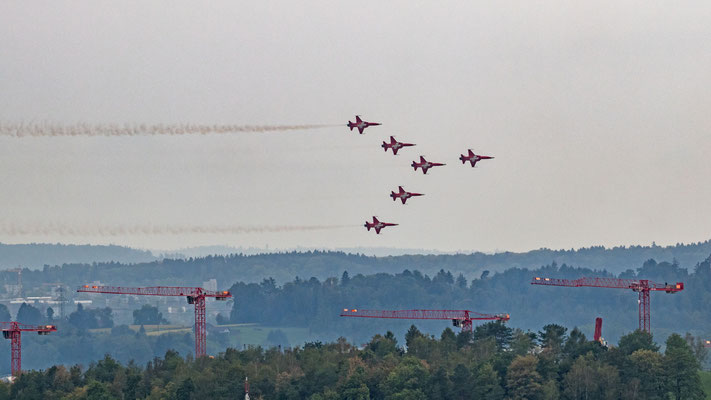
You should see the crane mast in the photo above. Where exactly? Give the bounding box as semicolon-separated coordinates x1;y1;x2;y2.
531;277;683;333
78;285;231;358
594;317;603;343
340;309;510;332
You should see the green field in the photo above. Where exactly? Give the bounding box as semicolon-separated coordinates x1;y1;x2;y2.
217;324;311;348
701;371;711;399
89;323;312;348
89;324;191;335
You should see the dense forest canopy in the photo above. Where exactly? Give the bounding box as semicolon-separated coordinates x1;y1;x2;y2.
2;324;707;400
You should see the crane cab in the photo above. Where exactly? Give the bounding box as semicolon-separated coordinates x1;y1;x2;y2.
666;282;684;293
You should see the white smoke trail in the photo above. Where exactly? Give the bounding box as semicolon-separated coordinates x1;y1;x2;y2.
0;222;355;237
0;122;339;137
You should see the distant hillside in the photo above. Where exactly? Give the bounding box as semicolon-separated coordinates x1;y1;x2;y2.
154;240;711;281
15;240;711;291
466;240;711;276
0;243;157;269
158;245;449;258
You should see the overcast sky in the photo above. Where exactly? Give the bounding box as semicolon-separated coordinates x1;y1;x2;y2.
1;1;710;253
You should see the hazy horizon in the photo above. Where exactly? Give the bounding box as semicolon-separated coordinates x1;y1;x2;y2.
4;236;711;259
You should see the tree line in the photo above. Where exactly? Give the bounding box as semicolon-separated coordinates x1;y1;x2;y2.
2;322;706;399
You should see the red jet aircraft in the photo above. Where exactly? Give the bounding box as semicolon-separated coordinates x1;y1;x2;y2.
411;156;446;174
364;216;398;234
382;136;415;155
390;186;424;204
347;115;381;134
460;150;494;167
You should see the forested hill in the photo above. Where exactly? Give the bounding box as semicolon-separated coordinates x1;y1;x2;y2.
228;257;711;346
4;255;711;377
12;240;711;288
0;243;156;270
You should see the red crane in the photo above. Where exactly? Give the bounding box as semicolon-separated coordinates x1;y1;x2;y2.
531;277;683;333
77;285;231;358
1;322;56;376
594;317;603;343
340;309;510;332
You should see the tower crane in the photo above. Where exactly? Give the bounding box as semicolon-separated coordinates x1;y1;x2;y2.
531;276;683;333
340;309;510;332
1;322;56;376
77;285;231;358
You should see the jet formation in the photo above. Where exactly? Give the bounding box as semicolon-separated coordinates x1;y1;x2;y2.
347;115;494;234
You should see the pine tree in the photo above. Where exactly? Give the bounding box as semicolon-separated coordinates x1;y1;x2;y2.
506;355;543;400
664;334;704;400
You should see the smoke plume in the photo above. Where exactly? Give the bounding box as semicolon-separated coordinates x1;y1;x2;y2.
0;122;338;137
0;223;353;236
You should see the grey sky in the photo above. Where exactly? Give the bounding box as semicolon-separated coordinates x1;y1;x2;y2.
1;1;710;252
